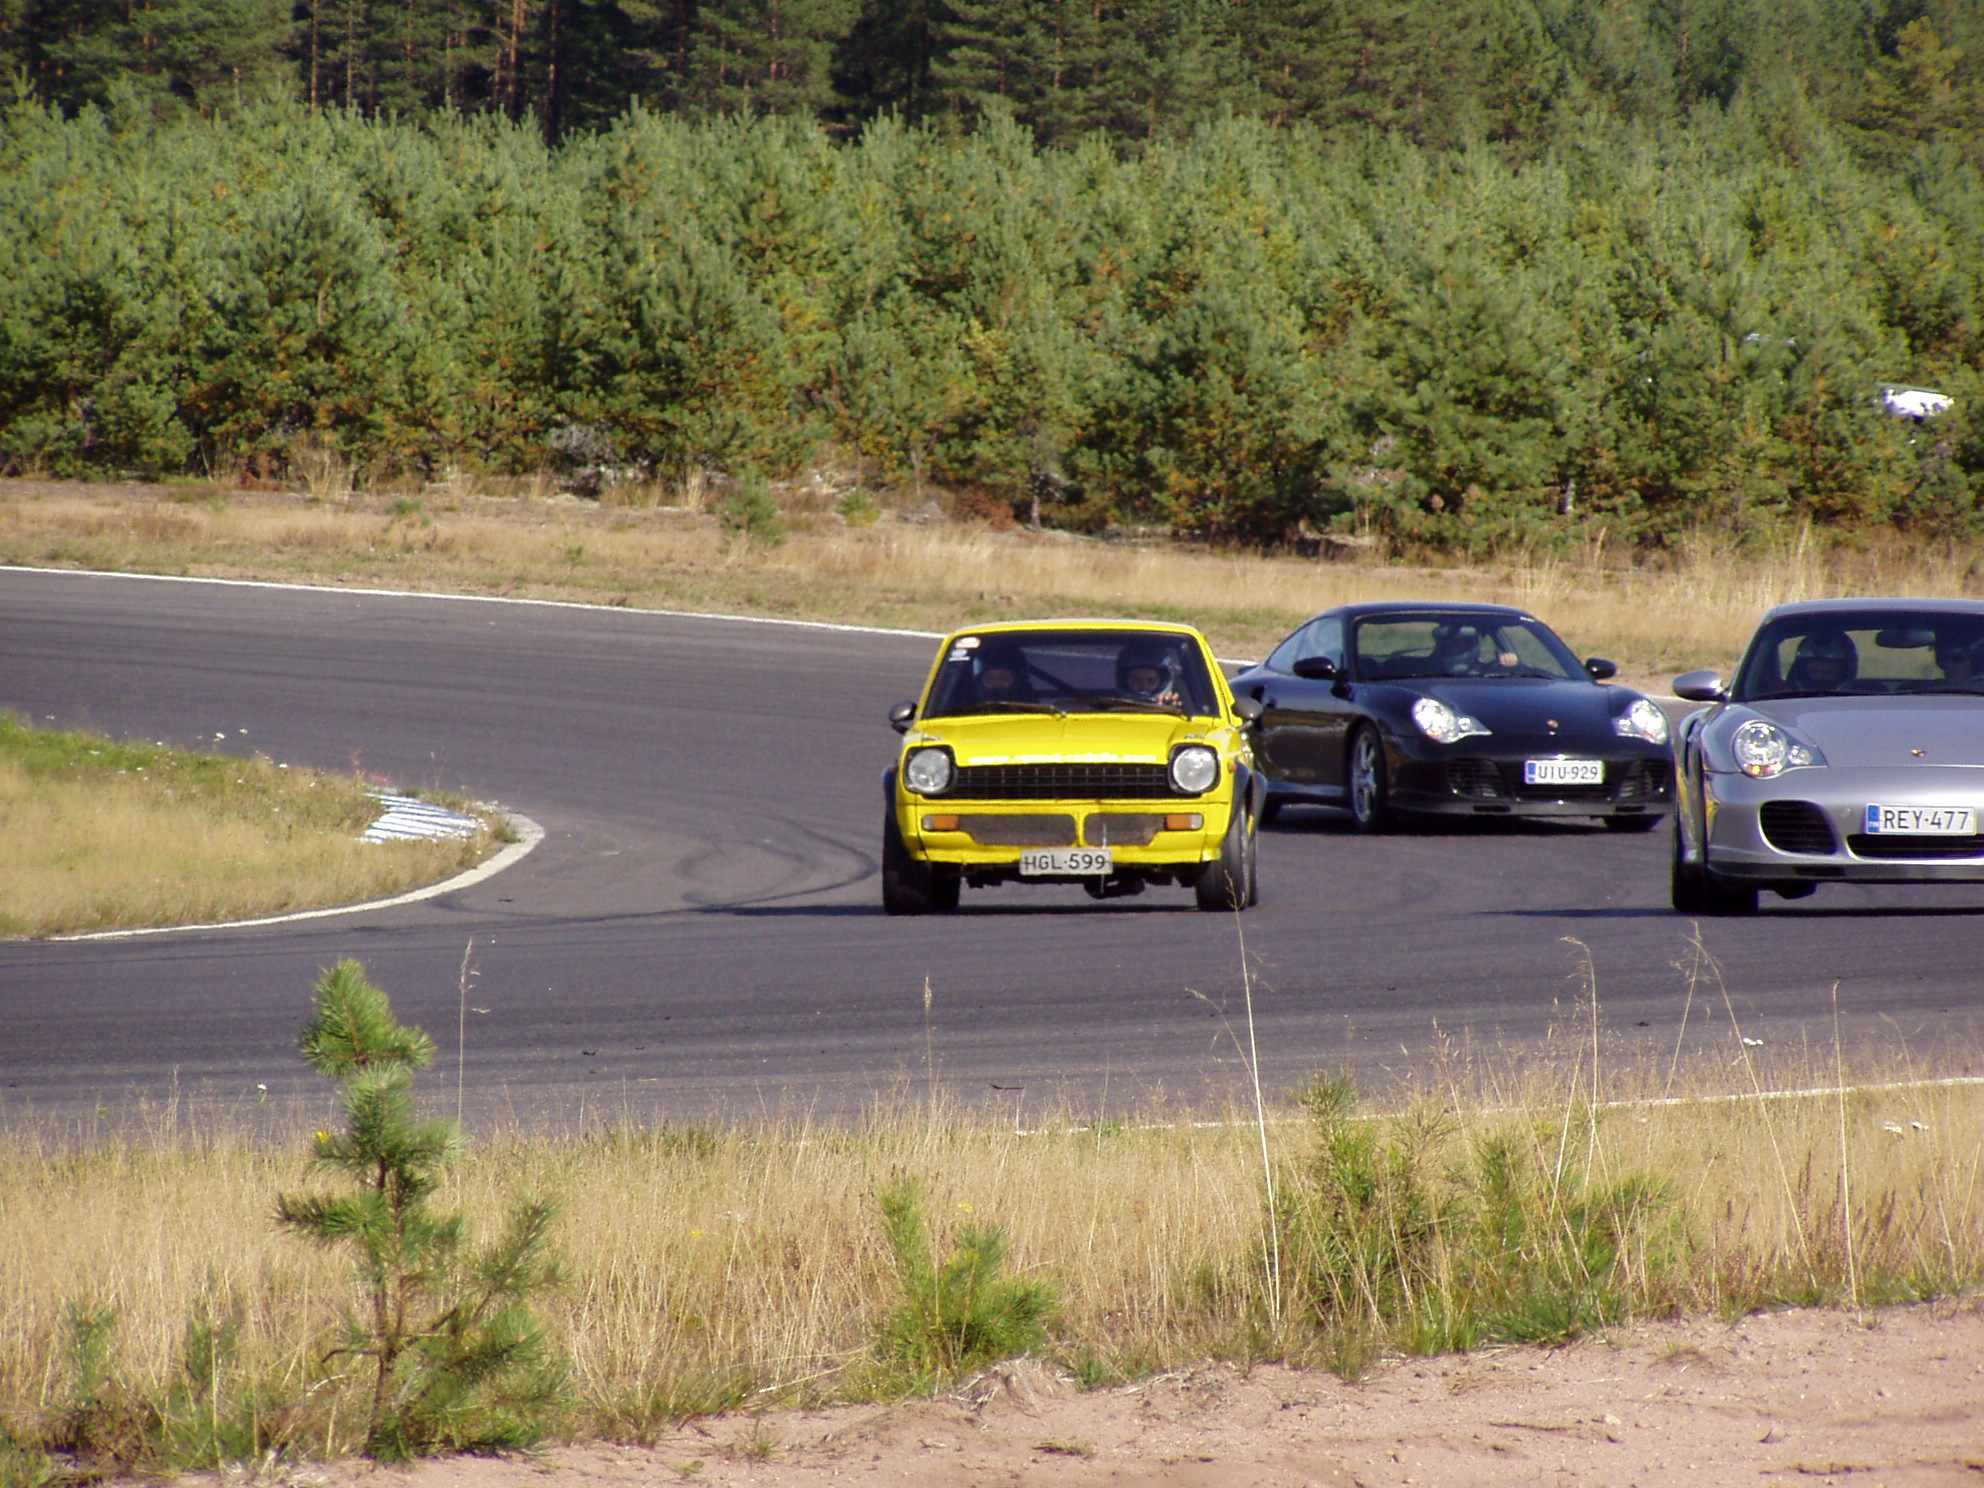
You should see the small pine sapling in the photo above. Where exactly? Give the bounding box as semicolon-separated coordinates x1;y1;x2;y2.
873;1176;1057;1388
275;960;566;1460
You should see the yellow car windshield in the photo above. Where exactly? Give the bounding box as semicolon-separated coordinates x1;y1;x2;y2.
923;629;1218;721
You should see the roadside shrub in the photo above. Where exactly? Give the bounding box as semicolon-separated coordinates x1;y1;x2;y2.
274;961;568;1460
870;1176;1058;1391
1273;1078;1681;1374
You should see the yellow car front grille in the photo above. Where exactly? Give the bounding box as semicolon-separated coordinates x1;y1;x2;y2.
939;813;1079;847
949;762;1176;799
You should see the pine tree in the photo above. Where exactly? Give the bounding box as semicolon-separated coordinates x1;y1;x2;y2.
618;0;695;109
927;0;1037;127
298;0;489;116
1086;0;1237;143
274;961;566;1461
677;0;857;118
31;0;293;115
1856;16;1967;167
829;0;945;126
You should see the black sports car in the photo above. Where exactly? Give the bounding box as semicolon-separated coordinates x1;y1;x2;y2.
1228;601;1673;831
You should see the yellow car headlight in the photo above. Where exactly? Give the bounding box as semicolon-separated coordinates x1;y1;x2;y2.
1169;744;1219;795
903;746;955;795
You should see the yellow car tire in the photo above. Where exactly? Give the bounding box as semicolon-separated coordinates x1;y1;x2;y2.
882;805;960;915
1194;805;1255;912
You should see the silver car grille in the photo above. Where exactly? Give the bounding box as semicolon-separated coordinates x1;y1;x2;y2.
1759;800;1838;856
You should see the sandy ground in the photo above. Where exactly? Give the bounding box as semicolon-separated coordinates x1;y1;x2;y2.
189;1300;1984;1488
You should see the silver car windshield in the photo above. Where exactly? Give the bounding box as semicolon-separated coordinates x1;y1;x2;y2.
922;630;1219;720
1733;613;1984;700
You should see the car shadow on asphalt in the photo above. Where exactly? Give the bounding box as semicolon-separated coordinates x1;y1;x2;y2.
1683;902;1984;918
1516;901;1984;920
1503;906;1678;919
1264;807;1659;840
711;900;1212;917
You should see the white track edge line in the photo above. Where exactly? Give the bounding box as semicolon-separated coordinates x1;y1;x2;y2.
6;565;1691;688
0;565;1289;667
2;564;944;640
52;811;544;942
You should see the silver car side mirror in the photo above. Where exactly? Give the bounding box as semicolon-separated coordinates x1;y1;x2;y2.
1672;670;1727;703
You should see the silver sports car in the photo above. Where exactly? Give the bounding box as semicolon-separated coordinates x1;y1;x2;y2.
1671;597;1984;913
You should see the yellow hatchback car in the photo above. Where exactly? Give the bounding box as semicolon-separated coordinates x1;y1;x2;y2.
883;620;1264;913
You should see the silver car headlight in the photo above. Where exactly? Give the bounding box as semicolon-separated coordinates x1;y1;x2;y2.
1730;719;1825;779
903;746;956;795
1613;698;1670;745
1169;744;1220;794
1411;697;1490;744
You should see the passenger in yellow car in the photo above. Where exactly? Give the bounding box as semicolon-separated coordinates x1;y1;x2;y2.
1115;641;1185;708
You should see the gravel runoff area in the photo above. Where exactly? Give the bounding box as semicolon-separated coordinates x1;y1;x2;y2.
137;1299;1984;1488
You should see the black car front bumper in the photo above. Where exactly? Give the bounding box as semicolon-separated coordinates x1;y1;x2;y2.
1388;746;1672;820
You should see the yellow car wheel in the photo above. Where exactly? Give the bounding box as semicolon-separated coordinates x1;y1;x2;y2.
1195;806;1254;912
882;806;959;915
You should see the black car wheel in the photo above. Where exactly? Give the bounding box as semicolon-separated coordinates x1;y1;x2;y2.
1244;810;1260;906
1669;816;1757;916
882;807;958;915
1604;813;1662;833
1196;805;1254;912
1348;726;1393;833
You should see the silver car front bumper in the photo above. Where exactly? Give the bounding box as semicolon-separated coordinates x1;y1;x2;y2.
1699;766;1984;884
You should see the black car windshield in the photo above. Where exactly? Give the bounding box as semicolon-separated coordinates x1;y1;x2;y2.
921;629;1220;720
1349;614;1583;682
1733;610;1984;701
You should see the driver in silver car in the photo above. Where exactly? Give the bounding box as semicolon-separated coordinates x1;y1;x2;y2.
1784;631;1857;693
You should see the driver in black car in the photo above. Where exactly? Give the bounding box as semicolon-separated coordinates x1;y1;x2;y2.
1428;624;1480;676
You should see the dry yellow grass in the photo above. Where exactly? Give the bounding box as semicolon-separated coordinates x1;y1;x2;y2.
7;480;1982;687
0;720;502;938
3;1037;1979;1449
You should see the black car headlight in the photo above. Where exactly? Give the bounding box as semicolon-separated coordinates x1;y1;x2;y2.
1169;744;1220;795
1730;719;1825;779
1411;697;1489;744
903;746;956;795
1613;697;1671;745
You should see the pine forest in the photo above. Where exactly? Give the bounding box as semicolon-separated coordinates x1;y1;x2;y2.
1;0;1981;551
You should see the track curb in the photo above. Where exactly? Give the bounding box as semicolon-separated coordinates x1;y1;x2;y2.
52;809;544;942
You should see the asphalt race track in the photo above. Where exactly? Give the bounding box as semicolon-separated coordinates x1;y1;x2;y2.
4;568;1983;1132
